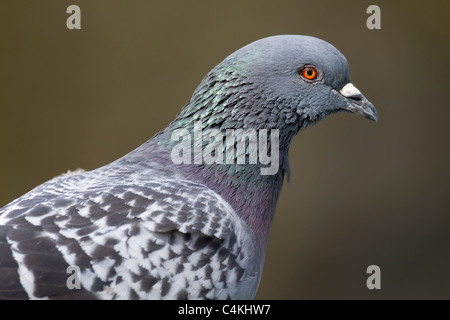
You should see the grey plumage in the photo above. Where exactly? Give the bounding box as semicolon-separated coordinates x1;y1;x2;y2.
0;35;377;299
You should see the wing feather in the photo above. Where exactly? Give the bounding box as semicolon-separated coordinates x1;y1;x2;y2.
0;170;258;299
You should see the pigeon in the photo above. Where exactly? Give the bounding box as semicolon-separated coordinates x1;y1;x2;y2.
0;35;377;300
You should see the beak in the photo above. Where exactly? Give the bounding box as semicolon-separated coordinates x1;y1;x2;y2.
339;83;378;122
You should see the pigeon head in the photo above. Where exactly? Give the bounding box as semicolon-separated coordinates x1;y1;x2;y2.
225;35;378;125
174;35;377;140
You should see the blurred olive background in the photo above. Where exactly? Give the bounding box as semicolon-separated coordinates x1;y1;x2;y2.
0;1;448;299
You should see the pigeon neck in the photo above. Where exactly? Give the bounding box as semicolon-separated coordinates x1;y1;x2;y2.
135;121;293;249
131;69;300;246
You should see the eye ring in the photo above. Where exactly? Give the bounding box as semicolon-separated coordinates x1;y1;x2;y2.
300;66;319;82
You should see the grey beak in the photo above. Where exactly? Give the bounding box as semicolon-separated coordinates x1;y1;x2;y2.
339;83;378;122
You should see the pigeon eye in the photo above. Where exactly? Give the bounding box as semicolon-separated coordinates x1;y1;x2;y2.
301;66;318;81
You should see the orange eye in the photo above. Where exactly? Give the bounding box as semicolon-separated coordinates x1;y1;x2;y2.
301;67;317;80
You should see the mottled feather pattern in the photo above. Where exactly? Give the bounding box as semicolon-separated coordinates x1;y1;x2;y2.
0;165;258;299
